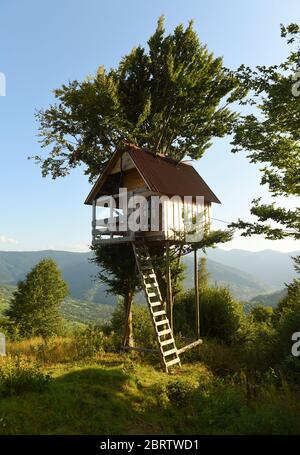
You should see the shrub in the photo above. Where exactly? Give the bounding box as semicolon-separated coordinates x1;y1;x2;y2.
174;286;244;344
249;305;273;324
198;339;241;376
166;379;196;406
0;355;51;396
73;324;105;358
110;303;155;349
236;321;278;373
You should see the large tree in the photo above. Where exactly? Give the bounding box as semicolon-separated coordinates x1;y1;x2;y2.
35;17;237;345
230;23;300;259
6;259;68;338
35;17;239;180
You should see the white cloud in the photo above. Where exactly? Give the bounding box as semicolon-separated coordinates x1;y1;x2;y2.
0;235;18;245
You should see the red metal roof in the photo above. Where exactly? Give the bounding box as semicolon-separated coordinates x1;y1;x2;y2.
127;145;220;203
85;144;221;204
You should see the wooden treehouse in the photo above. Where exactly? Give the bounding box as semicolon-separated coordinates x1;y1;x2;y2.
85;144;220;372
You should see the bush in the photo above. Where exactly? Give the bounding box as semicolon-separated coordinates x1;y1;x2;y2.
0;356;51;396
73;324;105;358
110;303;155;349
166;379;195;406
249;305;273;324
174;286;244;344
236;321;278;373
198;339;241;376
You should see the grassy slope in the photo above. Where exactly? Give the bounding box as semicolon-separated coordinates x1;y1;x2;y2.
0;352;299;435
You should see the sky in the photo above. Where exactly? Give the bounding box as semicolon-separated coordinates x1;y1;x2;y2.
0;0;299;253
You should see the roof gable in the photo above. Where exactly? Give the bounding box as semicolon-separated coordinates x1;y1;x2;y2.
85;144;221;205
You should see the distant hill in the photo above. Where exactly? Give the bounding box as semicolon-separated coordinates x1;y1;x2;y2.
0;250;115;305
205;248;299;289
0;248;287;304
250;289;287;308
0;284;113;325
182;256;273;301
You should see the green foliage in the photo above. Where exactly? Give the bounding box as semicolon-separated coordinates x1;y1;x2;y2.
0;338;300;434
249;304;273;324
197;339;241;376
91;244;138;300
6;259;68;339
35;17;238;181
237;322;278;373
174;286;244;344
72;325;105;358
110;302;155;349
165;379;196;407
230;23;300;253
0;356;51;396
198;256;210;288
275;279;300;317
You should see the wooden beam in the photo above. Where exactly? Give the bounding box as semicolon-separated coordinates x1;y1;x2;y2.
177;338;203;355
194;248;200;339
166;242;173;331
122;291;134;348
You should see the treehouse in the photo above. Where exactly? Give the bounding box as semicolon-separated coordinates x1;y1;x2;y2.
85;143;221;372
85;144;220;244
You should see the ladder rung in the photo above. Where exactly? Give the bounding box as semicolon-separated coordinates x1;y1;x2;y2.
150;301;162;307
163;348;177;357
156;319;168;327
160;338;174;347
166;357;181;367
145;282;158;288
153;310;165;317
158;328;171;336
147;292;158;298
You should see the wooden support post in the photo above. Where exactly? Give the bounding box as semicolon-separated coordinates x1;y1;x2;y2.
194;248;200;339
122;290;134;348
166;242;173;331
92;200;96;242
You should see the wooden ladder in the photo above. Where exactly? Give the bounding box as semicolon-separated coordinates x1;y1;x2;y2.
132;242;181;373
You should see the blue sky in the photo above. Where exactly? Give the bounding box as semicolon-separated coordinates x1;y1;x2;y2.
0;0;299;252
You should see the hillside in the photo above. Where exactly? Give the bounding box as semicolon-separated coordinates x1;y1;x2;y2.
0;249;284;304
0;348;299;435
182;256;273;301
206;249;299;288
250;289;287;308
0;285;113;325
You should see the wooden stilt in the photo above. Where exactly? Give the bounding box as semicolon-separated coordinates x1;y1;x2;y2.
194;248;200;339
166;242;173;331
122;290;134;348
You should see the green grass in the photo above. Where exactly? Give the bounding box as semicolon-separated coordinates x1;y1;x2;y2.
0;352;299;435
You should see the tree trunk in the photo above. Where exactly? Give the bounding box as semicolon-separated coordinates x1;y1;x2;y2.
122;290;134;348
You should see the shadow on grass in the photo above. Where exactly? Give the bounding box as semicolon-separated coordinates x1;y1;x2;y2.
0;365;167;435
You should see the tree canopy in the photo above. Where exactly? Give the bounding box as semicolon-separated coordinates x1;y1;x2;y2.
6;259;68;338
35;16;239;181
230;23;300;248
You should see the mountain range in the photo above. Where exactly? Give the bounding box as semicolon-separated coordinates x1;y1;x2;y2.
0;248;297;305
